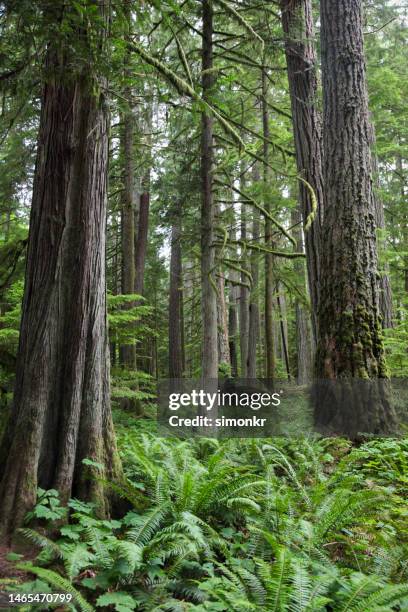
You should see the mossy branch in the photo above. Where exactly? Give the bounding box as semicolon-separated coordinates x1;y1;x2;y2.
299;177;318;230
214;0;264;49
215;178;296;247
130;41;244;149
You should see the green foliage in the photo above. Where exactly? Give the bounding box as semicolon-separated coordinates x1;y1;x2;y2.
7;428;407;611
24;488;67;523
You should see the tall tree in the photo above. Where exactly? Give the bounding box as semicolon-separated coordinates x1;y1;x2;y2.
247;168;261;378
262;63;276;383
168;205;184;378
134;191;150;298
291;207;313;384
0;0;122;536
315;0;396;434
120;0;136;368
281;0;324;341
239;195;249;377
201;0;218;379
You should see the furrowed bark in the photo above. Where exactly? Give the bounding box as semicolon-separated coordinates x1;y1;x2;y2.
201;0;218;379
315;0;396;436
281;0;323;342
0;1;122;536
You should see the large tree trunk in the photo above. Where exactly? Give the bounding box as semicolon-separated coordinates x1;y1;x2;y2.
201;0;218;379
168;212;184;378
0;5;122;536
281;0;323;342
315;0;396;436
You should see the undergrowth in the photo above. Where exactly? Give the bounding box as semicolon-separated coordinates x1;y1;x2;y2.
2;413;408;611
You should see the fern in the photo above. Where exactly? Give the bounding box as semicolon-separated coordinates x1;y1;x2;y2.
16;564;94;612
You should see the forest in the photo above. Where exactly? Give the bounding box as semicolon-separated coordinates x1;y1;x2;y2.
0;0;408;610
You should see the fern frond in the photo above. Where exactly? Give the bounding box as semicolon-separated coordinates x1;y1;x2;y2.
16;564;94;612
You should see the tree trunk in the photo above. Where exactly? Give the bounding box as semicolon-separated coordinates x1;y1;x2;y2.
247;166;261;378
168;211;184;378
201;0;218;379
277;286;291;381
239;195;249;377
119;0;136;369
281;0;323;342
397;155;408;294
291;207;313;384
370;123;393;328
262;64;276;384
120;108;136;367
228;228;239;378
315;0;396;436
217;270;230;368
0;5;122;536
134;191;149;298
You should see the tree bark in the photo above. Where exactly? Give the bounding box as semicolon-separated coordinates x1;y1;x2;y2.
247;166;261;378
281;0;323;343
217;270;230;368
262;64;276;384
201;0;218;379
134;191;149;298
277;286;291;381
239;194;249;377
228;227;239;378
168;210;184;378
315;0;396;436
0;2;122;536
119;0;136;368
370;123;393;328
119;111;137;367
291;207;313;384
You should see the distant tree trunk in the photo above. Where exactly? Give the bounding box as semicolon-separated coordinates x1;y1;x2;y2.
315;0;396;435
201;0;218;379
247;165;261;378
228;228;239;377
134;191;149;298
0;2;122;536
397;155;408;294
277;287;291;381
120;110;136;367
291;207;313;384
119;0;136;368
262;64;276;384
281;0;323;342
168;210;184;378
184;259;198;376
217;270;230;367
240;195;249;377
370;123;393;328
